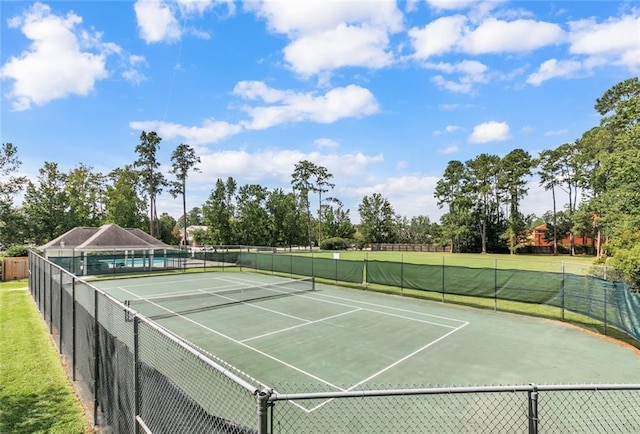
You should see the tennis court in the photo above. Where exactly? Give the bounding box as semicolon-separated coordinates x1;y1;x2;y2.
93;271;640;397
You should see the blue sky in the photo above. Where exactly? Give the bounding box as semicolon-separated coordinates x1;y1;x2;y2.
1;1;639;223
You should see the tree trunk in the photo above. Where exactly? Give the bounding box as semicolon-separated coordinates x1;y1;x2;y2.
552;185;557;255
182;179;187;247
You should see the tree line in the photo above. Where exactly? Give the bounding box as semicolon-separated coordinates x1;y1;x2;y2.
0;136;437;250
1;79;639;283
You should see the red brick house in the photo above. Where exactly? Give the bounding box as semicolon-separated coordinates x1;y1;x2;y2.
530;224;594;247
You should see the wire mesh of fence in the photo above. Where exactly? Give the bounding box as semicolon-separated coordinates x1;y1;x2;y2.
265;384;640;434
27;251;640;434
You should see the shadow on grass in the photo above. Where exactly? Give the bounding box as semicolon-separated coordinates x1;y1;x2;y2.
0;385;86;434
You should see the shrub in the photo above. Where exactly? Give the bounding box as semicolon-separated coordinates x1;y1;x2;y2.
320;237;350;250
5;245;29;257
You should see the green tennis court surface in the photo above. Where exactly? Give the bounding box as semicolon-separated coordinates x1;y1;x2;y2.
94;271;640;397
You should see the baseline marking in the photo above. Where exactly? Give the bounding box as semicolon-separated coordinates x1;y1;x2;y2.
304;322;470;413
116;285;345;392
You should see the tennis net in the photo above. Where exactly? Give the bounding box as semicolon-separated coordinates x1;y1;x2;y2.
125;276;315;320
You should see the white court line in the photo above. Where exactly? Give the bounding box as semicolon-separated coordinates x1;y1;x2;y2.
214;276;474;413
314;292;468;324
196;288;313;323
116;285;346;392
217;275;459;329
110;274;237;289
117;282;248;300
240;308;362;343
122;273;473;411
303;321;470;413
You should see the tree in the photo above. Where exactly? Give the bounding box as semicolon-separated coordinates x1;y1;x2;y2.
312;165;335;243
190;227;208;246
134;131;166;238
104;165;147;229
358;193;397;244
466;154;501;254
407;215;433;244
291;160;316;247
498;149;533;254
177;206;204;229
434;160;471;252
320;202;355;240
23;162;69;244
170;143;200;246
595;77;640;132
0;143;27;245
266;189;305;248
65;164;106;228
236;184;270;245
202;177;236;244
537;148;562;254
158;213;179;245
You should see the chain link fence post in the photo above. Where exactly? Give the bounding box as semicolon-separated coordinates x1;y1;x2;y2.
441;255;445;302
257;388;271;434
494;258;498;311
134;315;140;434
561;261;565;321
528;385;539;434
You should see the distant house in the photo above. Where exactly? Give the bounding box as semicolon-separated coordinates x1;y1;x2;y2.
529;224;594;248
182;225;208;246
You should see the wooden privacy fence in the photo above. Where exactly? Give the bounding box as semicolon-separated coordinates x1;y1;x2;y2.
2;257;29;281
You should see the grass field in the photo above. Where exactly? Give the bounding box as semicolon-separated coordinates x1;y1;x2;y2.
304;250;598;274
0;280;92;434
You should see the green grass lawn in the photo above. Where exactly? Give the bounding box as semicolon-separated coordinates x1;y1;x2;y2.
304;250;598;274
0;280;93;434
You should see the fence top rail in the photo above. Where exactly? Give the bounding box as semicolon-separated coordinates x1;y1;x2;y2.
28;250;260;395
268;383;640;401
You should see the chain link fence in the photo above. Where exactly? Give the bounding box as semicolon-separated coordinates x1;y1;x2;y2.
264;384;640;434
29;251;640;433
237;252;640;344
29;251;260;434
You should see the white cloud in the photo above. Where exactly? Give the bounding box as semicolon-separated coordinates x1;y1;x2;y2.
176;0;214;15
283;24;394;75
191;148;383;186
434;125;461;135
130;81;379;143
425;0;477;10
134;0;181;43
462;18;564;54
439;103;474;111
247;0;403;75
409;15;466;59
134;0;234;43
468;121;511;144
428;60;489;93
0;3;109;111
568;14;640;70
438;145;459;154
544;129;569;137
233;81;380;129
122;54;148;84
129;118;242;145
410;16;562;60
314;138;340;149
247;1;403;35
526;58;583;86
343;174;441;221
526;13;640;86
